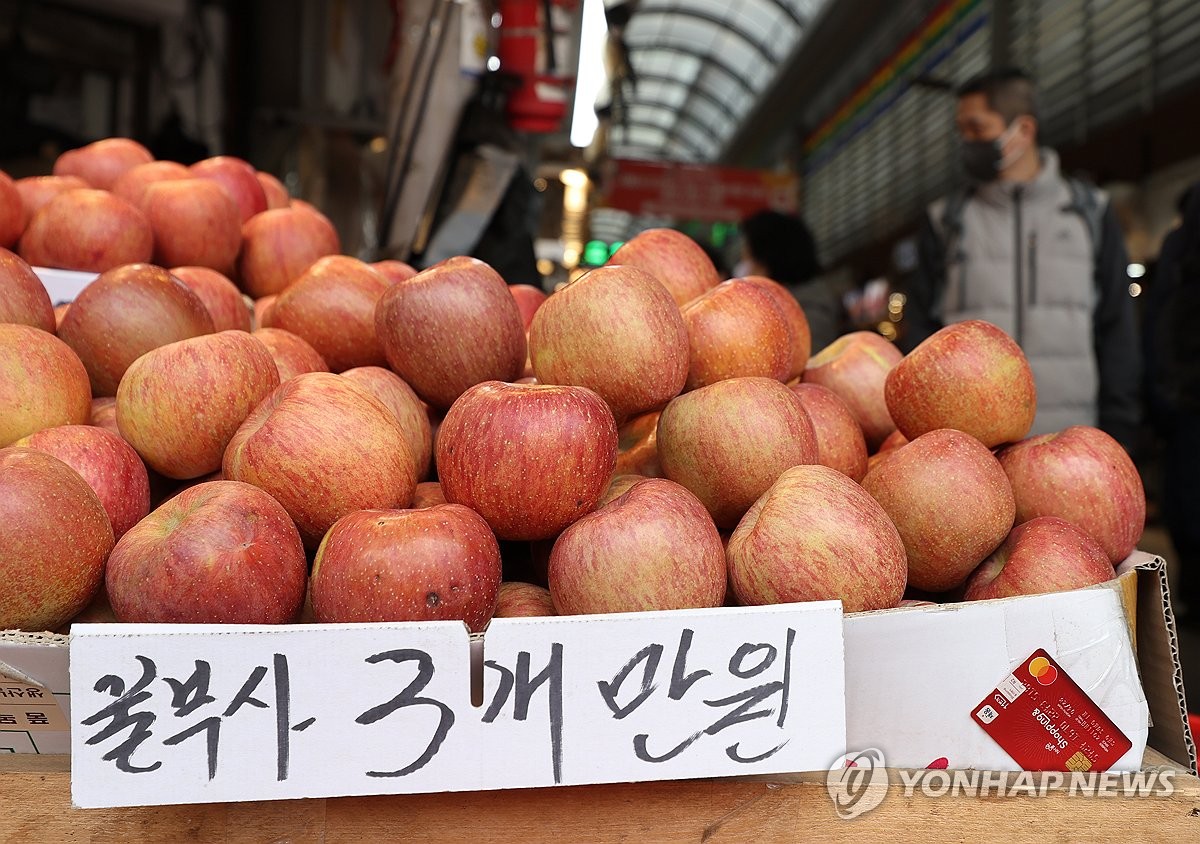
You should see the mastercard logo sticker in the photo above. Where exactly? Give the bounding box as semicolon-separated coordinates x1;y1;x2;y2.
1028;656;1058;685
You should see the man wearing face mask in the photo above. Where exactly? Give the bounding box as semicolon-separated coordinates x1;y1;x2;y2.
904;68;1140;451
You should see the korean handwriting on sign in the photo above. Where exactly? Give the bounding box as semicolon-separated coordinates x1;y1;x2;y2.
598;628;797;765
81;655;315;780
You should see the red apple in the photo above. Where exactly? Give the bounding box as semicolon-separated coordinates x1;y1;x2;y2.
342;366;433;480
264;255;389;371
253;295;277;328
862;429;1015;592
788;382;868;482
0;170;23;247
19;189;153;273
607;227;720;306
237;207;341;297
105;480;307;623
52;138;153;190
0;247;55;331
171;266;252;332
963;516;1115;601
57;263;214;396
117;331;280;479
143;178;242;273
804;331;903;450
494;581;556;618
13;175;89;230
657;377;818;529
413;481;448;508
223;372;419;546
728;464;907;612
436;381;618;540
549;477;725;614
376;257;527;409
311;505;501;631
54;304;70;330
997;426;1145;563
110;161;191;208
0;447;113;630
255;171;290;209
614;411;662;478
509;283;547;330
529;265;688;421
372;259;418;285
878;429;909;454
886;320;1036;448
742;275;812;378
90;397;119;434
190;156;268;223
681;279;791;390
13;424;150;539
252;327;329;381
599;473;649;507
0;324;91;446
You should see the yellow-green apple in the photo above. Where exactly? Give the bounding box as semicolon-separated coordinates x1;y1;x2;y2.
372;259;418;285
117;331;280;479
342;366;432;480
787;382;868;482
237;207;340;297
997;426;1145;563
255;171;290;209
657;376;818;529
143;178;242;273
963;516;1115;601
57;263;214;395
311;504;501;631
105;480;307;623
607;227;720;306
614;411;662;478
529;265;688;421
90;397;119;434
743;275;812;377
0;447;113;630
862;428;1015;592
494;581;556;618
728;464;906;611
19;189;153;272
0;324;91;446
253;295;277;328
0;247;55;331
252;327;329;381
413;481;448;508
681;280;791;390
509;283;547;330
549;477;725;614
437;381;617;540
804;331;903;450
110;161;191;208
171;266;252;332
264;255;389;371
376;257;526;409
13;175;89;230
14;425;149;539
0;170;23;246
223;372;419;546
886;319;1036;448
52;138;152;189
190;155;267;223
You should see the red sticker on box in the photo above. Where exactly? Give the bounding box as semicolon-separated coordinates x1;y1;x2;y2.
971;648;1131;772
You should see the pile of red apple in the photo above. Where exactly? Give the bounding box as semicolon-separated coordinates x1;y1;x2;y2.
0;139;1144;635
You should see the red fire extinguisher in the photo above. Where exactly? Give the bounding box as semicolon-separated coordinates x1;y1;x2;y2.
496;0;578;133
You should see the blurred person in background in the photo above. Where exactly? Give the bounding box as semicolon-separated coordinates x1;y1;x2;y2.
904;68;1140;450
738;209;840;352
1144;185;1200;622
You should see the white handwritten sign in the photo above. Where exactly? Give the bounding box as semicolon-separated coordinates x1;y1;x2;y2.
70;602;845;807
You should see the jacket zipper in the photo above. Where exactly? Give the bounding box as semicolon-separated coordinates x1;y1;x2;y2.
1013;186;1024;345
1028;230;1038;306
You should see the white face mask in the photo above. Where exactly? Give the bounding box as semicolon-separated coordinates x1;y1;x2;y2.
732;259;752;279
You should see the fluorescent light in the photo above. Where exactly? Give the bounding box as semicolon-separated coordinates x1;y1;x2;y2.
560;168;589;188
1126;263;1146;278
570;0;608;148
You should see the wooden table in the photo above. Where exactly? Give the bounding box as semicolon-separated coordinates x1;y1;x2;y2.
3;751;1197;842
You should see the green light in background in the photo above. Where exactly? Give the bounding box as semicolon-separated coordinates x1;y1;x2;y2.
608;241;624;257
583;240;610;266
